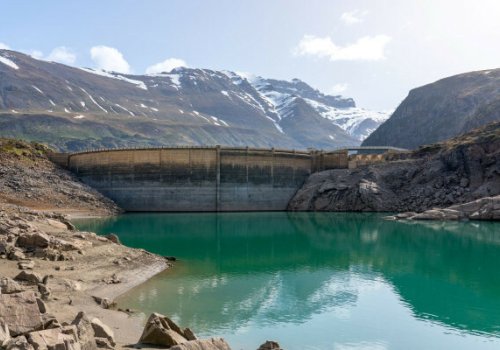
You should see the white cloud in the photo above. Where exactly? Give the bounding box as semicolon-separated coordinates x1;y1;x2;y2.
293;35;391;61
145;57;187;74
90;45;130;73
340;10;368;25
30;50;44;59
46;46;76;65
0;42;10;50
329;83;348;95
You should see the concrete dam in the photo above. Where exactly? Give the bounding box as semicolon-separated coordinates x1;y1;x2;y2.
55;146;350;212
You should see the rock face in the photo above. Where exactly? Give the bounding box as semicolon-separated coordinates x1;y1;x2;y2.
0;49;389;151
138;313;196;347
363;68;500;149
289;122;500;214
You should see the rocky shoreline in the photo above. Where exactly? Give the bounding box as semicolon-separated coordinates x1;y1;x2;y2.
289;122;499;219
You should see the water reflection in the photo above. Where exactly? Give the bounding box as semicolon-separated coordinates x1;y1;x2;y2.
76;213;500;349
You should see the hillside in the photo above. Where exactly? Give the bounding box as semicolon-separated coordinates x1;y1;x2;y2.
0;138;119;214
0;49;388;151
290;122;500;212
362;68;500;149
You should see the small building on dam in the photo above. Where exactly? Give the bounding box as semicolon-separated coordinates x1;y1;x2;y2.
50;145;403;212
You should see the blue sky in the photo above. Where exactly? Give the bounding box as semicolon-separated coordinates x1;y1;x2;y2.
2;0;499;109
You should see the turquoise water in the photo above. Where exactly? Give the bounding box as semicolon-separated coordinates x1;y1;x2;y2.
75;212;500;350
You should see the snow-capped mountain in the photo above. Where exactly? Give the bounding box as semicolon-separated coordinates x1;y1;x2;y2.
0;49;388;151
248;76;389;141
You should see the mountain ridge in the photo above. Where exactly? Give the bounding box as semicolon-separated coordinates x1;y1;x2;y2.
0;49;388;151
362;68;500;149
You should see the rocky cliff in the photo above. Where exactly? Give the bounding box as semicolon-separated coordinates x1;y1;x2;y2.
0;49;388;151
362;68;500;149
289;122;500;213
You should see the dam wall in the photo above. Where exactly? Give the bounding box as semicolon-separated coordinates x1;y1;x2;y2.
67;147;321;212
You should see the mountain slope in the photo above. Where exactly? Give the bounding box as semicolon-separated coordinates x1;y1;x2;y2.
362;68;500;149
0;49;387;151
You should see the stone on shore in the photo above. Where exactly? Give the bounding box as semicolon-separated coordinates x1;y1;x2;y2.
257;341;282;350
14;271;43;285
26;326;79;350
169;338;232;350
0;277;24;294
16;232;50;249
390;195;500;221
139;313;193;347
0;321;10;347
91;318;115;346
71;312;98;350
0;291;46;336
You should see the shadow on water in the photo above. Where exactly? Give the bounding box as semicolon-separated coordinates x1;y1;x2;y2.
75;212;500;345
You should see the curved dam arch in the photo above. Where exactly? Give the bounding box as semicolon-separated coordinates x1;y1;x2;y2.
66;146;344;212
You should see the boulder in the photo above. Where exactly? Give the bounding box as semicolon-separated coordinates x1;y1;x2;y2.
0;291;46;336
18;260;35;270
71;312;97;350
138;313;188;347
16;232;50;249
4;335;35;350
26;326;79;350
0;321;10;347
183;328;197;341
90;318;115;346
169;338;232;350
14;271;43;285
257;341;282;350
0;277;24;294
103;234;121;245
8;249;26;261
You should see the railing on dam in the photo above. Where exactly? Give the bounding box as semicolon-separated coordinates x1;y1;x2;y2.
48;145;407;212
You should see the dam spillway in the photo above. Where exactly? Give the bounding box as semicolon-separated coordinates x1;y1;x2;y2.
63;146;349;212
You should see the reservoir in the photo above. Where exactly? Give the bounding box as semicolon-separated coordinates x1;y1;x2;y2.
75;212;500;350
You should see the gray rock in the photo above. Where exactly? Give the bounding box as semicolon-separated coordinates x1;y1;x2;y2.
0;321;10;347
4;335;35;350
26;326;79;350
90;318;115;346
71;312;97;350
16;232;50;249
169;338;232;350
0;291;46;336
14;271;43;285
18;260;35;270
139;313;187;347
257;341;282;350
0;277;24;294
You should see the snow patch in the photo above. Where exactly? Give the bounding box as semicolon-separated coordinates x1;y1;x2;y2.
115;104;135;116
79;67;148;90
49;99;56;106
74;115;85;119
0;55;19;70
304;98;389;141
32;85;44;94
80;88;108;114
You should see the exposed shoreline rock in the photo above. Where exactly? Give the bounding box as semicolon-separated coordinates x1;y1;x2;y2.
289;122;499;218
0;203;171;349
386;195;500;221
